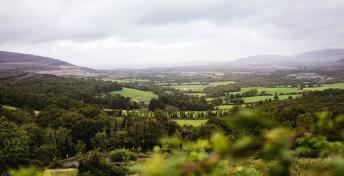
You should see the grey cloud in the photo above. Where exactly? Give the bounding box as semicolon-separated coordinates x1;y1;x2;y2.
1;0;343;42
0;0;344;67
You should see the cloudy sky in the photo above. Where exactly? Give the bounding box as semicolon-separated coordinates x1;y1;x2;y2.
1;0;344;68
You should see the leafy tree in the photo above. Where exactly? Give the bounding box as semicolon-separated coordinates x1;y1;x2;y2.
44;127;73;158
149;98;165;111
0;117;29;173
91;132;109;151
78;151;128;176
109;149;136;163
274;94;279;101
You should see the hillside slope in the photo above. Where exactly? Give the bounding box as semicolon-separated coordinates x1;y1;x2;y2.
0;51;98;77
227;49;344;69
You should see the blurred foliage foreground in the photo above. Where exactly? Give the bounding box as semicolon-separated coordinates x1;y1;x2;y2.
133;110;344;176
8;110;344;176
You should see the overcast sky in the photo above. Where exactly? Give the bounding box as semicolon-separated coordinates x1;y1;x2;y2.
1;0;344;68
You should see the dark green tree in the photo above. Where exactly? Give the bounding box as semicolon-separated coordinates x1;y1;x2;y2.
149;98;165;111
0;117;29;173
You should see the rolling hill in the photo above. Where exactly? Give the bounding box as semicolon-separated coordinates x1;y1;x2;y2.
227;49;344;69
0;51;98;77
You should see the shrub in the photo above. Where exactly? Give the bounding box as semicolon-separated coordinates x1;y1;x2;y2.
79;151;128;176
110;149;136;163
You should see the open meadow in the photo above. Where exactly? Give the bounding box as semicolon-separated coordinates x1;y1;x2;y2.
239;83;344;95
304;82;344;91
103;78;149;83
111;87;158;101
216;104;234;110
170;81;236;91
173;119;208;126
242;94;300;103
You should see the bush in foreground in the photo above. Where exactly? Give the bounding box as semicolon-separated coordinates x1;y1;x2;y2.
78;151;127;176
110;149;137;163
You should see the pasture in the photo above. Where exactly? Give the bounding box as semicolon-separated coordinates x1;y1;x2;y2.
216;104;234;110
239;86;302;94
243;94;300;103
111;87;158;101
173;119;208;127
170;81;236;92
103;78;149;83
305;82;344;91
238;83;344;95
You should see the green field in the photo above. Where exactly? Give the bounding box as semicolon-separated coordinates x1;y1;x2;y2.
111;88;158;101
103;78;149;83
240;86;302;94
168;81;344;94
304;83;344;91
173;119;208;127
170;81;236;91
239;83;344;95
185;92;206;97
216;104;234;110
243;94;300;103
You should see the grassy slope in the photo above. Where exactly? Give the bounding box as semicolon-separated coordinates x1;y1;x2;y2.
243;94;300;103
111;87;158;101
216;104;234;110
240;83;344;94
171;81;236;91
173;119;208;127
104;78;149;83
240;86;302;94
304;83;344;91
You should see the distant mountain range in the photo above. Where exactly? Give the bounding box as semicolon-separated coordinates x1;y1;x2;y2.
0;49;344;77
226;49;344;69
0;51;98;77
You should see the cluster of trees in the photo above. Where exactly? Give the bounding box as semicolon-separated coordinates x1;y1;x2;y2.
0;75;143;110
0;105;230;175
256;89;344;128
0;75;122;96
222;70;328;87
156;91;213;111
203;84;241;97
136;110;344;176
0;75;218;174
136;90;344;176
